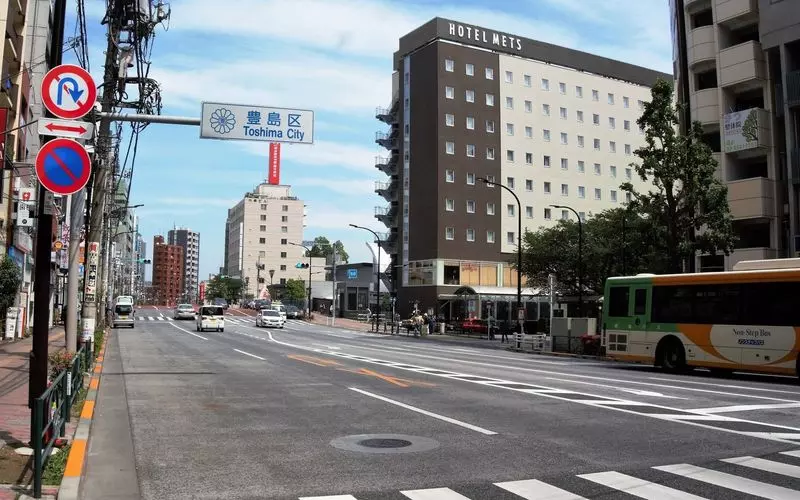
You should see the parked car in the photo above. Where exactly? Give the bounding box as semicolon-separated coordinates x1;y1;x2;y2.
196;305;225;332
213;297;229;310
112;303;135;328
173;303;196;320
285;305;302;319
256;309;284;328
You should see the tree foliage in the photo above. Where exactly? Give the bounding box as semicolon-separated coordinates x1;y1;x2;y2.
206;275;244;303
0;256;21;318
307;236;349;263
521;208;670;296
621;78;735;272
284;279;307;301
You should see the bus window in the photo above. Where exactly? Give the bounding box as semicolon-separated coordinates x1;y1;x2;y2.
607;286;630;318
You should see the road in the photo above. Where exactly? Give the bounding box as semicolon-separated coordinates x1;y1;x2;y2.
81;308;800;499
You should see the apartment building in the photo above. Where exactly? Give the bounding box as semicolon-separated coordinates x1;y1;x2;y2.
670;0;800;270
375;17;670;318
152;235;184;306
224;182;324;298
168;227;200;302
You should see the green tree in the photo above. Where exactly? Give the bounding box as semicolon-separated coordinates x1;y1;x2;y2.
622;78;735;273
741;109;759;142
306;236;349;263
0;256;21;319
284;279;307;301
206;275;244;304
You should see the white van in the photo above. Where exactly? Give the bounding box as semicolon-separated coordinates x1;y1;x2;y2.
115;295;134;306
270;304;287;322
196;305;225;332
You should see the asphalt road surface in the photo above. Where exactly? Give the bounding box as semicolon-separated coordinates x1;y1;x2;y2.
81;309;800;499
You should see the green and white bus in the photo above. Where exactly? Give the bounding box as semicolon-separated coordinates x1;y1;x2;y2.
602;259;800;379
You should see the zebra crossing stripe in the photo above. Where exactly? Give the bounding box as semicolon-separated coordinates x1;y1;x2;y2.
495;478;586;499
578;471;705;499
401;487;471;499
654;463;800;499
721;456;800;479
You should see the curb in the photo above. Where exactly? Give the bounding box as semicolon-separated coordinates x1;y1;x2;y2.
57;331;110;500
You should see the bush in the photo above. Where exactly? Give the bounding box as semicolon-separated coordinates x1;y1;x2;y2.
48;350;76;380
93;328;105;359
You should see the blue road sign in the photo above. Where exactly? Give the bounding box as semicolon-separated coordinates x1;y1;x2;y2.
35;138;92;195
347;269;358;279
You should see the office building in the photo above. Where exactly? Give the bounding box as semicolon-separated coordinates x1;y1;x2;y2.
224;182;325;298
375;17;670;318
168;227;200;302
133;233;147;300
152;235;184;306
670;0;800;269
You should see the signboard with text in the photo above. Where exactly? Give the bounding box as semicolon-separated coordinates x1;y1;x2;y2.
723;108;760;153
200;102;314;145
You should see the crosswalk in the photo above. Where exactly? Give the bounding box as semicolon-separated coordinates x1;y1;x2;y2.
131;315;306;327
299;449;800;499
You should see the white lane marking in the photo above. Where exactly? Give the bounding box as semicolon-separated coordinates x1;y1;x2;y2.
654;463;800;499
400;487;472;499
579;471;706;499
168;322;208;340
781;450;800;458
689;403;800;413
166;317;174;321
313;344;341;350
299;496;358;500
543;376;688;400
648;377;800;395
349;387;496;436
644;414;736;421
147;316;154;321
722;456;800;479
495;478;587;499
234;349;266;361
258;330;800;445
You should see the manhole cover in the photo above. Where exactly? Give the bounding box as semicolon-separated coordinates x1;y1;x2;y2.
330;434;439;454
359;438;412;448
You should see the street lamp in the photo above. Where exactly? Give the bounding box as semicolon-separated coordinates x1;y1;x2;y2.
289;242;313;315
477;177;523;348
550;204;583;317
349;224;382;333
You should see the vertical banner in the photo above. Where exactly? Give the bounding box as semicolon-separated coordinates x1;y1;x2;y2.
268;142;281;185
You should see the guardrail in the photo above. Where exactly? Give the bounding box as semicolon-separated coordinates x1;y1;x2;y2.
32;344;91;498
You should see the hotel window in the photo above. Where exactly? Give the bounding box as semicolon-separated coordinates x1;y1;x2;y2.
507;204;515;217
506;150;515;162
593;113;600;125
446;141;455;154
544;181;551;194
467;173;476;185
260;224;266;231
561;210;569;220
542;103;550;116
445;198;455;211
625;144;631;155
445;59;454;72
638;99;645;110
486;147;495;160
506;123;514;135
523;74;531;87
541;78;550;90
611;190;618;202
505;70;513;83
593;138;600;151
623;96;629;108
506;177;515;189
466;144;476;157
465;89;475;102
487;231;495;243
625;167;632;180
526;179;533;191
543;155;551;167
259;238;266;244
609;117;616;129
561;157;568;170
594;163;601;175
445;86;454;99
560;132;568;145
624;119;631;131
561;183;569;196
610;165;617;177
466;200;476;213
260;203;267;209
578;135;585;147
280;265;287;271
543;129;551;141
609;141;616;153
559;82;566;94
466;229;475;242
486;202;495;215
282;205;288;211
577;110;584;122
578;160;585;173
446;227;455;240
626;192;632;203
445;113;454;127
466;116;475;130
639;123;645;134
576;86;583;98
485;67;494;80
505;96;514;109
560;107;567;119
445;169;455;182
525;126;532;138
592;89;599;101
280;251;287;258
507;231;516;244
525;152;533;165
595;188;602;200
486;93;495;106
608;93;615;105
466;63;474;76
544;208;552;219
522;206;532;219
486;119;495;133
260;214;266;221
281;238;287;244
525;100;532;113
578;186;585;198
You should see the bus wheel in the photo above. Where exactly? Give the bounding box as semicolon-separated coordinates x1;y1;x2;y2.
659;337;686;372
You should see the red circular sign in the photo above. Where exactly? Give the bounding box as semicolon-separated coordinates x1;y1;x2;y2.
35;139;92;195
41;64;97;120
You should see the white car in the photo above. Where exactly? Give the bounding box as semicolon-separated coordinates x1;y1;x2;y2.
270;305;287;322
196;305;225;332
256;309;284;328
173;303;196;320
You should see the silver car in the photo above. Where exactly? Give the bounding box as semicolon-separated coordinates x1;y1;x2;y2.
173;303;196;320
112;303;135;328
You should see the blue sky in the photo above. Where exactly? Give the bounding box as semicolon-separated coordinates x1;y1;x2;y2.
66;0;673;281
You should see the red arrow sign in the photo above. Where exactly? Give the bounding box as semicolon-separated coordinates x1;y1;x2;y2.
45;122;87;134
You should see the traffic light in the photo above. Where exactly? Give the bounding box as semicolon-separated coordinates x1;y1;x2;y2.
295;262;310;269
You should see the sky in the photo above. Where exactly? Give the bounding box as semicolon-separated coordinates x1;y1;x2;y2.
65;0;673;281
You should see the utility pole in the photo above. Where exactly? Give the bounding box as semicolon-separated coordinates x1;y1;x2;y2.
331;247;337;327
29;0;67;424
65;189;85;352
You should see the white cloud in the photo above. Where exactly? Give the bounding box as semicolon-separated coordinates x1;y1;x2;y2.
136;207;208;217
238;140;377;175
159;197;239;208
292;177;375;195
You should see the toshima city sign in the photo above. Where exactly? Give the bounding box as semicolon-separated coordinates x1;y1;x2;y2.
200;102;314;145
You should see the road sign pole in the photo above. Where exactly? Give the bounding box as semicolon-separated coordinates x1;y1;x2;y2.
65;188;85;352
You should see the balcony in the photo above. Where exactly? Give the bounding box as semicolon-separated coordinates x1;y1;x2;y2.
729;247;779;269
685;0;711;12
690;88;720;126
375;131;398;150
787;70;800;108
375;106;397;125
726;177;777;219
715;0;758;29
718;40;766;91
374;180;397;202
688;25;717;69
375;155;397;176
374;205;397;227
723;108;770;156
